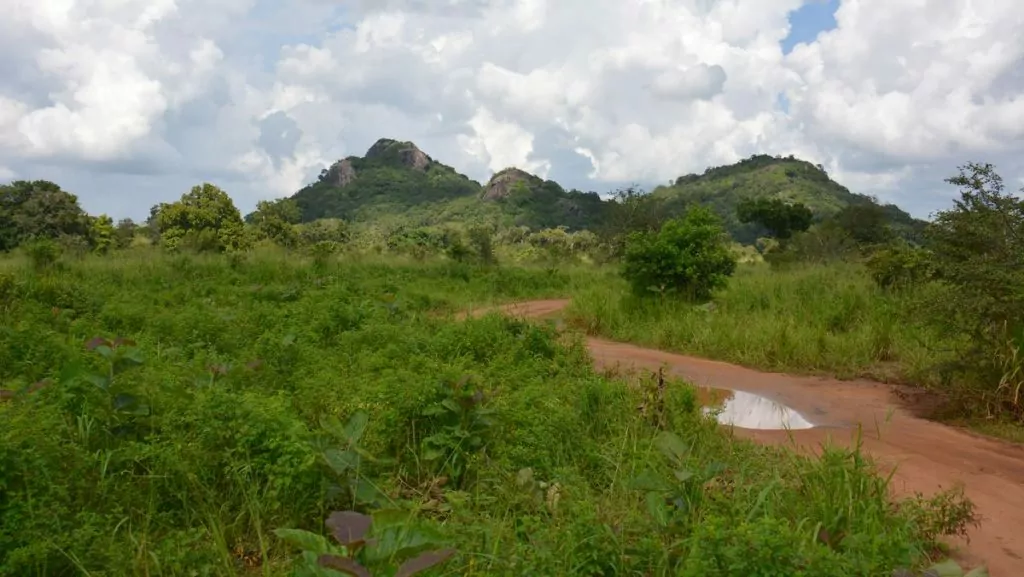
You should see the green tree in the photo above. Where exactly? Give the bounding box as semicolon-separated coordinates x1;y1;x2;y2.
736;197;813;240
154;183;248;252
598;186;668;258
248;198;300;247
920;162;1024;419
621;206;737;300
88;214;116;254
831;203;893;246
0;180;90;251
297;219;349;246
114;218;138;249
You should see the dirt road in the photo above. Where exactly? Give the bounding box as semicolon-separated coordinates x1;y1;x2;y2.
469;299;1024;576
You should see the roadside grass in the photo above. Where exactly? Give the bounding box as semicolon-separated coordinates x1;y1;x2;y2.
565;262;952;385
564;262;1024;442
0;250;975;575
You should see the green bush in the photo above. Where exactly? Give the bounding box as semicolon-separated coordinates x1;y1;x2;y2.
621;206;737;300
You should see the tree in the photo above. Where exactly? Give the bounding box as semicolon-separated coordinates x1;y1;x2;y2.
831;203;893;246
0;180;90;251
88;215;116;254
248;198;301;247
736;197;812;240
598;186;668;257
153;183;248;252
621;206;737;300
114;218;138;249
921;163;1024;419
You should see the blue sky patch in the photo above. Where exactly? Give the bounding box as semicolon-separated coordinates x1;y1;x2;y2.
780;0;839;54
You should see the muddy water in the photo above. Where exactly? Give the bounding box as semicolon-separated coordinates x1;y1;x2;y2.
698;387;815;430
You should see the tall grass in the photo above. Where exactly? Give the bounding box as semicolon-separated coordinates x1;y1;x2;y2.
566;262;954;384
0;250;973;575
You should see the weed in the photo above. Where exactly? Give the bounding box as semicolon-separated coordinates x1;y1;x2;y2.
274;510;455;577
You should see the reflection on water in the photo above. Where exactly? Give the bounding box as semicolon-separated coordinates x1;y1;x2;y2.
699;387;814;430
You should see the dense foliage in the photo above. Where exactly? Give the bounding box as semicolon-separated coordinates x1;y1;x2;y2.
152;183;249;252
621;207;738;300
652;154;924;244
736;197;813;240
0;251;974;576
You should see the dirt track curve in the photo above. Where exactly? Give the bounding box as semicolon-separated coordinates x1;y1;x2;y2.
471;299;1024;576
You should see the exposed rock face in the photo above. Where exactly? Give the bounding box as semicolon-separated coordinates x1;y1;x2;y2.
365;138;431;171
482;167;538;200
325;159;357;187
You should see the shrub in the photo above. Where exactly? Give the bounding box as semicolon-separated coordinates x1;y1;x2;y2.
621;206;737;300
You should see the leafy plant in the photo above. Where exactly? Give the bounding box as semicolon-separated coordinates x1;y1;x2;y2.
315;411;387;508
76;336;151;438
274;510;455;577
23;238;62;270
419;376;494;489
630;431;726;528
621;206;737;301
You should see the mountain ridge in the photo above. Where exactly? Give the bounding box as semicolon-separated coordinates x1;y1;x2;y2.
290;138;925;241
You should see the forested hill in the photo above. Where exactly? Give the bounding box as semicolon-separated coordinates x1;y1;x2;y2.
650;154;924;244
288;138;608;231
286;140;924;241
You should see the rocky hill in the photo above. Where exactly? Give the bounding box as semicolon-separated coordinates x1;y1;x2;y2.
290;140;925;242
291;139;607;231
651;154;924;243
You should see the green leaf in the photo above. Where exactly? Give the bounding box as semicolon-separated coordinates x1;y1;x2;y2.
323;449;360;475
964;566;990;577
342;411;369;444
352;478;383;505
653;431;689;464
645;492;669;526
628;469;673;492
273;528;331;554
85;373;110;391
672;469;694;483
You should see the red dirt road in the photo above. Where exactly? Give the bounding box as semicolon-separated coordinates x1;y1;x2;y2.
469;299;1024;576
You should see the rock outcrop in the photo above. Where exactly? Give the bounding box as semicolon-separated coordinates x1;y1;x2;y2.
365;138;431;171
482;167;540;200
324;159;357;187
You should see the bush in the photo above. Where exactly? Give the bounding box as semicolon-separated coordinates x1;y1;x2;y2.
866;243;936;289
22;238;62;270
621;206;737;300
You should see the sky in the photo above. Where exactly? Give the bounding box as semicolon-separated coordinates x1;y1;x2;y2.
1;0;1023;221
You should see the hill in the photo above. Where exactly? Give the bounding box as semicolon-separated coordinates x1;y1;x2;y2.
651;154;925;243
290;139;608;231
289;141;925;243
291;139;482;223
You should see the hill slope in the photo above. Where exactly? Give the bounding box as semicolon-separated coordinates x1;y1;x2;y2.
652;154;924;243
292;139;482;223
291;139;608;231
290;142;925;242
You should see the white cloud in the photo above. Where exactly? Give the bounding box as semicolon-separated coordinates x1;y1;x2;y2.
0;0;1022;219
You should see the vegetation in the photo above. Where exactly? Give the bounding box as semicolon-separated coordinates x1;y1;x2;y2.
652;154;925;244
570;162;1024;428
2;146;1020;575
736;197;813;240
0;249;978;575
621;207;737;300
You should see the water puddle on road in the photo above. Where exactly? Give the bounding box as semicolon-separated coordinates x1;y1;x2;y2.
698;387;814;430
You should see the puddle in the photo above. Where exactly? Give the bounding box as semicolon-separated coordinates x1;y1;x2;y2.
699;387;814;430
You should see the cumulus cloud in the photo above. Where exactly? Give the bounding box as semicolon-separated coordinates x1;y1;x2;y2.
0;0;1022;219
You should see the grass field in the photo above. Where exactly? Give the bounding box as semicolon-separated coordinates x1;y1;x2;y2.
566;262;957;385
0;250;976;576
